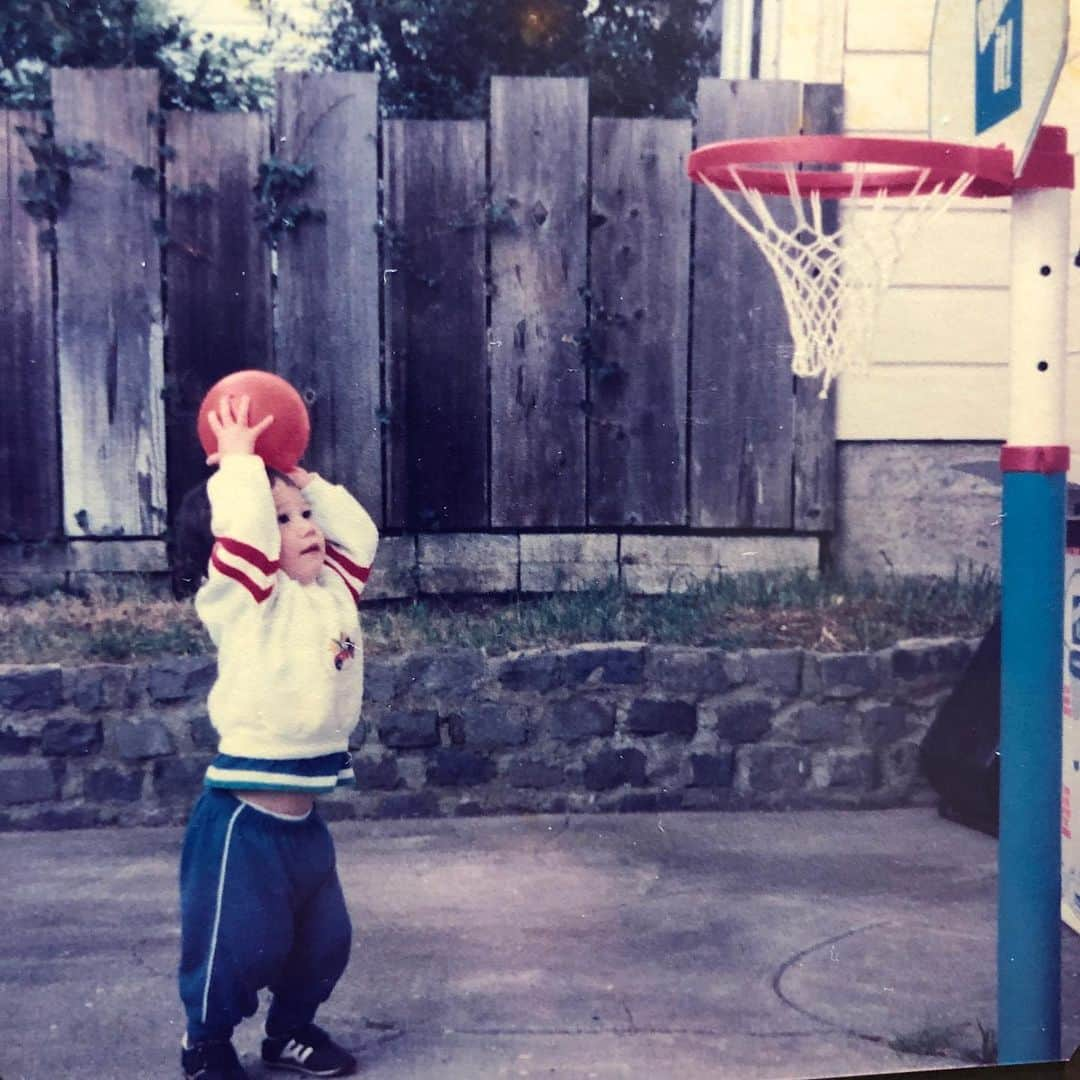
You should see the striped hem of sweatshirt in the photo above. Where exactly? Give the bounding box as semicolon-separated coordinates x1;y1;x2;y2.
204;751;356;793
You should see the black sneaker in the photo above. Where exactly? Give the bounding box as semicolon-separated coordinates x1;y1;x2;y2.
262;1023;357;1076
181;1036;250;1079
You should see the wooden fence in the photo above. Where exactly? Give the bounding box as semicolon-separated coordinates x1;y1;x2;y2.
0;71;840;559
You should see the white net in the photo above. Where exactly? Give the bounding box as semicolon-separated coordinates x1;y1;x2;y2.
700;162;978;396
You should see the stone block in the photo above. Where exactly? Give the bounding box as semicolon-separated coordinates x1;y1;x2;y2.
816;749;878;789
363;659;398;704
425;749;496;787
376;791;441;819
583;748;647;791
318;798;356;822
0;667;63;711
785;704;852;745
41;719;103;756
645;647;736;694
347;719;369;750
378;710;440;750
620;535;818;594
860;705;911;747
449;704;528;749
624;698;697;739
67;665;133;711
114;718;176;760
353;755;401;790
892;638;973;680
880;739;922;788
564;644;645;686
397;649;485;697
0;762;58;805
519;533;618;592
417;534;518;595
497;652;565;693
154;757;209;800
85;766;145;803
148;658;216;703
506;757;564;789
189;714;219;751
13;805;106;830
690;751;735;788
707;697;774;743
548;698;616;742
612;791;684;813
363;535;418;601
803;652;882;698
739;745;811;793
745;649;804;695
0;725;38;755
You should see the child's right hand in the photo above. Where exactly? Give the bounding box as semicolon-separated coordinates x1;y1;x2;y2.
204;394;274;466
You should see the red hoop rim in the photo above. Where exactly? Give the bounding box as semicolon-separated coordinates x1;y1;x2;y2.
687;135;1015;198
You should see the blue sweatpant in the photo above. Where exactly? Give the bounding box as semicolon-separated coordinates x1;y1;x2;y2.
179;789;352;1043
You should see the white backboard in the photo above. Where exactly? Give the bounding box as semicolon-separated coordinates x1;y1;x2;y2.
930;0;1069;173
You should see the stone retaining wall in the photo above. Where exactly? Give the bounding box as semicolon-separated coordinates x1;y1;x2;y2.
0;637;975;830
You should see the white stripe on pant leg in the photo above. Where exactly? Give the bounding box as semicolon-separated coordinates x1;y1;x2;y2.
201;803;246;1024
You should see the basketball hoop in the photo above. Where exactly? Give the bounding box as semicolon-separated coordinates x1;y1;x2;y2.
687;135;1015;395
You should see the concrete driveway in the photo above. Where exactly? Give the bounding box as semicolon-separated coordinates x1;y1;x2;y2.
2;807;1079;1079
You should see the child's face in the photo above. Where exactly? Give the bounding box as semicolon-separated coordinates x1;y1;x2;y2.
272;480;325;585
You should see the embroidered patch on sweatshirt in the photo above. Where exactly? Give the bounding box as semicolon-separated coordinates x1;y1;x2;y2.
331;634;356;670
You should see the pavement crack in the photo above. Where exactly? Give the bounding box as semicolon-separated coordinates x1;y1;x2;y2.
771;920;892;1045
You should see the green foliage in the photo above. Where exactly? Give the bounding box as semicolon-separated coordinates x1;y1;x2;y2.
888;1018;997;1065
253;156;327;246
0;0;270;111
15;124;104;248
319;0;718;118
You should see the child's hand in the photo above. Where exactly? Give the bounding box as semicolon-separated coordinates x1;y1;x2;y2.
205;394;274;466
285;465;314;489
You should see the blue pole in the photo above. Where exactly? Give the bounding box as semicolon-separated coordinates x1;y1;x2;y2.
995;130;1073;1064
998;466;1065;1063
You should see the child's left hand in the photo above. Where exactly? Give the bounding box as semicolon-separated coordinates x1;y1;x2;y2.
286;465;314;489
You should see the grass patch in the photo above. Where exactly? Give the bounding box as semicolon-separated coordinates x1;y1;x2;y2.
0;565;999;666
889;1019;996;1064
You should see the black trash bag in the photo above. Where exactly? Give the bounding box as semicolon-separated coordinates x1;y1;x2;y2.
919;612;1001;837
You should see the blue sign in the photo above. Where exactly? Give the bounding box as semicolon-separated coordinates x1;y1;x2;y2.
975;0;1023;134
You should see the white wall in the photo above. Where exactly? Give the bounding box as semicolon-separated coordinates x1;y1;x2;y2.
758;0;1080;456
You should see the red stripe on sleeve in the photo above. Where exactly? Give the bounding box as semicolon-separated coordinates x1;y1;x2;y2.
326;561;361;606
216;536;279;576
211;546;275;603
325;543;371;583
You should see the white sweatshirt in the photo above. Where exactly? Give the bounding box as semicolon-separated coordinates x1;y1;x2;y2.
195;455;379;783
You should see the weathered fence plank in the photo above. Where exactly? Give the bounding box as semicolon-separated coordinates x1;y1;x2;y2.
489;77;589;528
275;73;382;521
793;83;842;533
690;78;802;529
588;118;692;526
52;68;166;538
383;120;488;530
3;71;837;567
0;111;59;540
164;110;272;513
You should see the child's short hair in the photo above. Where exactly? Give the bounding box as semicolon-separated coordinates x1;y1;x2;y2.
170;466;296;600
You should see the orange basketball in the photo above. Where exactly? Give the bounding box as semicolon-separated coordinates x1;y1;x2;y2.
197;370;310;472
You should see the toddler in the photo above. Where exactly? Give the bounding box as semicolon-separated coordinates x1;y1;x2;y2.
175;393;378;1079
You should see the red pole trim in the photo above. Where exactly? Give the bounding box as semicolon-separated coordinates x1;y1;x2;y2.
1000;445;1071;473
